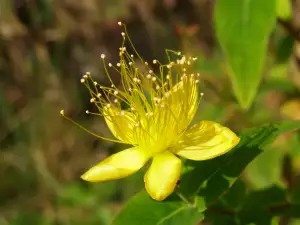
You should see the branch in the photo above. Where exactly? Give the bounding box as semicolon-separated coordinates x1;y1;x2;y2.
278;18;300;42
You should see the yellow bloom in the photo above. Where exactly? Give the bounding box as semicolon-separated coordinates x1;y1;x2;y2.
61;22;240;201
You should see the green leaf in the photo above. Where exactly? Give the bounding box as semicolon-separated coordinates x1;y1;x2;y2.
214;179;247;210
215;0;277;109
245;146;284;189
276;34;294;63
113;121;300;225
242;186;286;210
112;192;204;225
180;121;300;206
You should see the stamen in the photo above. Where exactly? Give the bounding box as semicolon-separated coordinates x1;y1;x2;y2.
60;110;123;143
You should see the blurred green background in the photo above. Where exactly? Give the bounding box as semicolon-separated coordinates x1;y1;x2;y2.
1;0;300;224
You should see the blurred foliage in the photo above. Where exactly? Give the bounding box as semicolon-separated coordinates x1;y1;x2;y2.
1;0;300;225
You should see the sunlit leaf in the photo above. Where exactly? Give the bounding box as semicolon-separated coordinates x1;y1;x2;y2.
215;0;277;108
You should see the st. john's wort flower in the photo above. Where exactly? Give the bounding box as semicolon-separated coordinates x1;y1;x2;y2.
60;22;240;201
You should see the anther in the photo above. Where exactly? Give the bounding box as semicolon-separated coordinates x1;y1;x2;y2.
97;93;102;98
117;63;121;67
93;81;98;86
121;110;125;116
108;63;112;67
107;104;111;108
153;59;157;64
129;62;132;66
145;61;148;65
101;54;106;59
60;109;65;115
121;32;125;37
90;98;96;103
149;70;153;74
114;90;119;95
80;78;85;83
86;72;91;76
114;99;118;103
118;21;122;26
179;56;186;65
83;74;88;79
152;77;156;82
146;74;152;79
85;110;89;114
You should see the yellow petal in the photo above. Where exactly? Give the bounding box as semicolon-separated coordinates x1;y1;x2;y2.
104;107;138;144
144;152;181;201
174;120;240;160
81;147;150;182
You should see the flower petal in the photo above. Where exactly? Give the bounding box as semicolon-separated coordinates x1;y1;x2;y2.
104;107;138;144
81;147;150;182
144;152;181;201
174;120;240;160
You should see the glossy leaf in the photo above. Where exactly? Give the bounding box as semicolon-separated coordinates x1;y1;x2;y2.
113;121;300;225
215;0;277;108
180;121;300;206
112;192;204;225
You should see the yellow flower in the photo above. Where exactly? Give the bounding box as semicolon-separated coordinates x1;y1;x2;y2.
61;22;240;201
